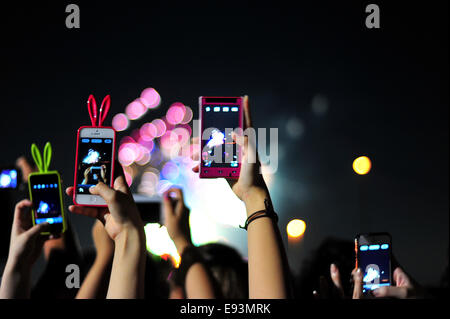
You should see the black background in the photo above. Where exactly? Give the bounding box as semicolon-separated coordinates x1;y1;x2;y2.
0;1;448;288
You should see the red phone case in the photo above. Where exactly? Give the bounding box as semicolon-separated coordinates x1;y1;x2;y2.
199;96;243;179
73;126;116;207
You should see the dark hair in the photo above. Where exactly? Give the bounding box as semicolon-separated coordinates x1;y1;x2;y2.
197;243;248;299
295;237;354;299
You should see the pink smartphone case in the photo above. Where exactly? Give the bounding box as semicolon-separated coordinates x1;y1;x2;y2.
73;94;116;207
199;96;243;179
73;126;116;207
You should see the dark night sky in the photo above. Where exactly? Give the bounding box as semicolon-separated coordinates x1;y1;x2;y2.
0;1;448;286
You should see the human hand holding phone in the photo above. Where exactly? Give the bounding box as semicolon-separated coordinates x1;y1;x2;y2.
193;95;289;299
193;95;269;215
0;200;49;298
67;162;146;298
313;264;364;299
66;162;143;241
372;267;418;299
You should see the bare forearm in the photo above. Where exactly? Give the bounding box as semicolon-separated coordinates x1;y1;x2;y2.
244;189;289;299
76;257;112;299
0;262;31;299
107;228;146;299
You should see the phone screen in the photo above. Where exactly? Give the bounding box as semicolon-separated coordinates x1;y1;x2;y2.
76;137;113;194
0;169;18;189
29;173;64;232
201;104;240;169
357;234;392;293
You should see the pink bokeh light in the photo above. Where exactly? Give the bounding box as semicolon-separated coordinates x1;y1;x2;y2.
181;106;193;124
166;102;186;125
112;113;129;131
126;100;147;120
152;119;167;137
140;88;161;109
140;122;157;141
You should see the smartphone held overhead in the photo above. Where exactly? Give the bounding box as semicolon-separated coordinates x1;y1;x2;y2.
199;96;244;179
73;95;116;207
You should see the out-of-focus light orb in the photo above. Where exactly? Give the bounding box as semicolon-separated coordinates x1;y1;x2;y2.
140;123;157;141
144;223;180;267
126;100;147;120
112;113;129;131
152;119;167;137
161;162;180;181
160;130;179;150
118;144;136;166
353;156;372;175
287;219;306;238
172;127;190;145
311;94;329;116
181;106;193;124
166;103;186;125
140;88;161;109
286;117;304;139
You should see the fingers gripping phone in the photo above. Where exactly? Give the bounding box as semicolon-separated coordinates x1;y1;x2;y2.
355;232;393;294
29;172;66;234
199;96;244;179
73;127;116;206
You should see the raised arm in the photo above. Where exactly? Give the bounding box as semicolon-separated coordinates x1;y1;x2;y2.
192;95;290;298
66;163;146;299
163;187;216;299
76;220;114;299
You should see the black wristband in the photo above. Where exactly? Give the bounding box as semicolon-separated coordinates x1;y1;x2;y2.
240;198;278;230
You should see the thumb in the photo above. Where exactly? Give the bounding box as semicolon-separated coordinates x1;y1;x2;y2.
24;222;49;238
89;182;116;202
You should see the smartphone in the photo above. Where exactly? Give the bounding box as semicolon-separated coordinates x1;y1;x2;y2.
199;96;244;179
0;167;19;189
73;127;116;206
355;232;392;294
28;172;66;234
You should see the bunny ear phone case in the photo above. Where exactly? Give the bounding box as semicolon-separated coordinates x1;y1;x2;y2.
73;95;116;207
28;142;67;234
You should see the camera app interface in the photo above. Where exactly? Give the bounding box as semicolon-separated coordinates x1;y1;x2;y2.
202;105;240;168
0;169;18;189
76;137;113;194
358;243;391;292
30;174;62;225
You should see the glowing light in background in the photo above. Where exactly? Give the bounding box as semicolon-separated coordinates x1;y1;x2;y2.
152;119;167;137
311;94;329;116
181;106;193;124
161;161;180;180
144;223;180;267
286;117;304;139
140;88;161;109
140;123;157;141
118;144;136;166
353;156;372;175
112;113;129;131
166;102;186;125
287;219;306;238
126;100;147;120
